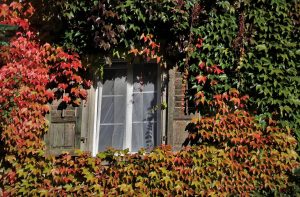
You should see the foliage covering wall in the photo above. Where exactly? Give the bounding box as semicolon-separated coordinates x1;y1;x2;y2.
0;0;300;196
31;0;300;150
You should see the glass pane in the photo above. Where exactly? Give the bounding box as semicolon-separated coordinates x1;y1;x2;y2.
132;93;157;122
132;63;158;152
132;94;143;122
132;123;143;152
144;122;156;149
143;93;157;121
101;97;126;124
102;69;127;95
98;125;124;151
99;67;127;151
132;122;157;152
133;64;157;92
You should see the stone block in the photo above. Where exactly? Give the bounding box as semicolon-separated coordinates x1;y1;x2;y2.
175;72;182;78
173;120;189;145
174;95;185;102
175;88;184;96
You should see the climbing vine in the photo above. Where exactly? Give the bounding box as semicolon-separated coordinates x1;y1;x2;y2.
32;1;299;144
1;0;300;195
0;1;90;195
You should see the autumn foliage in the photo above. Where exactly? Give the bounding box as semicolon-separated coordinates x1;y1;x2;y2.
0;1;90;195
128;33;163;64
0;1;299;196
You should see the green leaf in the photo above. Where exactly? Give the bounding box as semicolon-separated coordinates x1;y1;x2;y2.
0;24;18;31
256;44;267;52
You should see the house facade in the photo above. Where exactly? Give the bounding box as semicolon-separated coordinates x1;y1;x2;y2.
45;61;197;155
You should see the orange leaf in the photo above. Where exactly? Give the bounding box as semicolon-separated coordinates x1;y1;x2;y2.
195;75;207;84
129;48;138;56
62;95;71;103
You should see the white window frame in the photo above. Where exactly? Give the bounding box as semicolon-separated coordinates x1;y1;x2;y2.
90;62;166;156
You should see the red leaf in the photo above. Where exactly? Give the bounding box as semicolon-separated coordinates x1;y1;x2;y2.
195;75;207;84
45;90;54;100
199;61;206;69
79;89;87;98
211;65;224;74
62;95;71;103
58;83;68;90
156;56;161;63
196;38;203;48
129;48;138;56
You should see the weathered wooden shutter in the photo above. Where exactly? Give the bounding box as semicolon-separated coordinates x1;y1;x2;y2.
45;101;81;155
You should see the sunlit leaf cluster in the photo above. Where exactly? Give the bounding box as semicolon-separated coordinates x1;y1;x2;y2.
0;0;299;196
33;1;299;146
0;2;90;195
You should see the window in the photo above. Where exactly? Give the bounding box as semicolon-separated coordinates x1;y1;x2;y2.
93;63;161;153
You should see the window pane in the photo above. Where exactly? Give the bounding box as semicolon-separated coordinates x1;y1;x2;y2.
132;63;158;152
102;69;127;95
144;122;157;149
132;93;157;122
133;64;157;92
143;93;157;121
101;97;126;124
98;125;124;151
132;122;157;152
99;68;126;151
132;123;143;152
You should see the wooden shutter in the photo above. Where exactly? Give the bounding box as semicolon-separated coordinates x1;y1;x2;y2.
45;101;81;155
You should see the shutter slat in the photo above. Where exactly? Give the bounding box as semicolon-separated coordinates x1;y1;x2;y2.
46;104;81;155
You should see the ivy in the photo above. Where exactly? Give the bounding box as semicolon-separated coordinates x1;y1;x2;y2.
1;0;300;195
35;1;298;141
0;2;91;195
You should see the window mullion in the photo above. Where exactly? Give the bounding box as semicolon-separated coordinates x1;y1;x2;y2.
156;65;162;146
124;64;133;151
93;81;102;156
